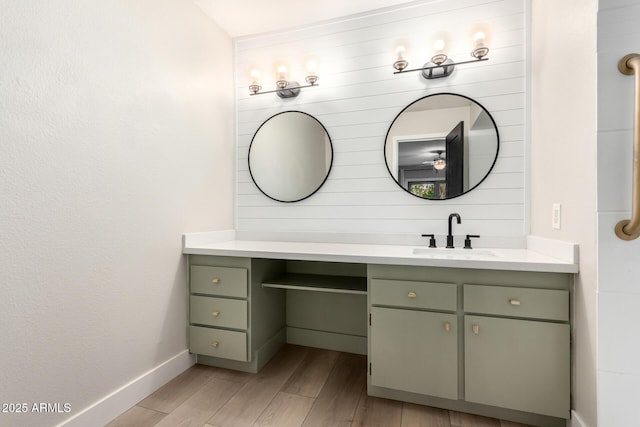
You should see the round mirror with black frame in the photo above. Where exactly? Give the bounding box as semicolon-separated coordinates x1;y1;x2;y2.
248;111;333;203
384;93;499;200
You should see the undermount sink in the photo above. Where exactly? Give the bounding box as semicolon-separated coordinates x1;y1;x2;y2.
412;247;497;259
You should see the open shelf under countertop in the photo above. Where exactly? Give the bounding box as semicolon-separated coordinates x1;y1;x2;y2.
261;273;367;295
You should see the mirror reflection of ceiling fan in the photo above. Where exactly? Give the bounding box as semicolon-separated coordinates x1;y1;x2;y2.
421;150;447;170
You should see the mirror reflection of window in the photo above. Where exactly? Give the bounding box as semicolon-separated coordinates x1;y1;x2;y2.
408;182;447;199
385;93;499;200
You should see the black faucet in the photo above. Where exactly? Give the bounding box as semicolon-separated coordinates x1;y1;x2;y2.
464;234;480;249
447;213;461;248
421;234;437;248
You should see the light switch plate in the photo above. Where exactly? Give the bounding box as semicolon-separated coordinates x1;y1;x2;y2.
552;203;561;230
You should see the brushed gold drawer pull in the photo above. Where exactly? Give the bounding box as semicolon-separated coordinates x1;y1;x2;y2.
211;311;220;317
211;278;221;284
211;341;220;348
444;322;451;332
472;324;480;335
509;298;521;306
407;292;417;299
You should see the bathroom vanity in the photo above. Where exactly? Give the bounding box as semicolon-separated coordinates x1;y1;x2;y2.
183;235;577;427
199;1;567;424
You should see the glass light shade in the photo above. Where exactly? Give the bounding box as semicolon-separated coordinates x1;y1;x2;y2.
249;68;261;84
431;39;448;65
248;68;262;94
392;39;410;71
276;65;288;80
434;158;446;170
305;59;319;85
395;45;409;71
471;30;490;59
276;65;289;89
306;59;317;74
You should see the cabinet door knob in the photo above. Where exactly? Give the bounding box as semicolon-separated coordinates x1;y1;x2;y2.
211;278;221;284
211;311;220;317
472;324;480;335
211;341;220;348
407;292;417;299
444;322;451;332
509;298;521;306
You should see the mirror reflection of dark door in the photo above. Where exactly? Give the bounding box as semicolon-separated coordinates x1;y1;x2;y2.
384;93;500;200
445;121;464;197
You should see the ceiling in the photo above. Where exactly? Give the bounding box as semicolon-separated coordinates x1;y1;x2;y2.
192;0;420;38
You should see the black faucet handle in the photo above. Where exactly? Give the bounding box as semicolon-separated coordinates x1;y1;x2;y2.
464;235;480;249
421;234;437;248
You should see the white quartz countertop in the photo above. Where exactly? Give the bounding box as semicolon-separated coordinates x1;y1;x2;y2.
183;235;579;274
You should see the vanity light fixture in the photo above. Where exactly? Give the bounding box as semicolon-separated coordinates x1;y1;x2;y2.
248;60;319;99
392;31;490;79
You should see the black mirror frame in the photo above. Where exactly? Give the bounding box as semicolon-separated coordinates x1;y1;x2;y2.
384;92;500;200
248;110;334;203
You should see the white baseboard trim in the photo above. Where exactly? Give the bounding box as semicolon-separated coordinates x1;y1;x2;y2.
568;410;588;427
57;350;195;427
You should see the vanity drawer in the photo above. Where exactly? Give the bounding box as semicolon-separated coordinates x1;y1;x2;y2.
463;285;569;321
189;326;247;361
190;296;248;330
370;279;456;311
190;265;247;298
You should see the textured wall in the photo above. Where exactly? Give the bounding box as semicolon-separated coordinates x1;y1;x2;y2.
234;0;528;248
0;1;233;425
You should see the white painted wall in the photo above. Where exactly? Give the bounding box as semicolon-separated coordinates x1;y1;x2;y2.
530;1;598;426
0;1;233;426
192;0;421;38
596;1;640;425
234;0;528;248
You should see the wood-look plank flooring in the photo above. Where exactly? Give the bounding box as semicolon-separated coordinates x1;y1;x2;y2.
107;345;534;427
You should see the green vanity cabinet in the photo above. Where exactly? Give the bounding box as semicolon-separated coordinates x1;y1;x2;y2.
190;295;248;329
190;265;249;298
367;264;572;427
464;284;570;419
464;316;570;418
184;254;573;427
189;326;248;361
189;262;249;362
188;255;287;373
369;278;458;399
370;306;458;399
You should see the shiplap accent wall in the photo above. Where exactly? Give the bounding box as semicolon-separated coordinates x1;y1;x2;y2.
234;0;527;247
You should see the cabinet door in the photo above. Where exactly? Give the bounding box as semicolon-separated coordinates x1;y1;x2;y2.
464;315;570;419
370;307;457;399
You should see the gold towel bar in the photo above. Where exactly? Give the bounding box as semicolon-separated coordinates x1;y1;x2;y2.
615;54;640;240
